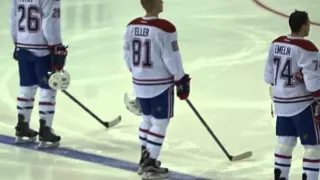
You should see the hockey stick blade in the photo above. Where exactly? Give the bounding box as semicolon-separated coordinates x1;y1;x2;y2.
103;115;121;128
230;151;253;161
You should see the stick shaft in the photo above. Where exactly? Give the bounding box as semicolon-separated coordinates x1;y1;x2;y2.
61;90;105;125
186;99;232;160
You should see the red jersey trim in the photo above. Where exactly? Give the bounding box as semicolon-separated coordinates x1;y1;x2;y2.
311;90;320;97
273;36;318;52
128;17;176;33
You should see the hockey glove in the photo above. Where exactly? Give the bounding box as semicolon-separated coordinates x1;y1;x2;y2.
313;104;320;122
294;69;304;83
175;74;191;100
311;89;320;122
13;47;18;61
51;45;68;71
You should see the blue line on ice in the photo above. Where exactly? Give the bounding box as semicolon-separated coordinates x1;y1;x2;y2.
0;134;210;180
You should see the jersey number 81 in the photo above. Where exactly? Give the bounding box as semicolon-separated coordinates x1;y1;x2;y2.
132;38;153;68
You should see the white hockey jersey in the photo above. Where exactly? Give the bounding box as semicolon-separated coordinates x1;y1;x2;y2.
123;17;185;98
264;35;320;116
10;0;62;57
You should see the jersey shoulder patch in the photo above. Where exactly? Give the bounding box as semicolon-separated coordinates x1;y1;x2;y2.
171;40;179;51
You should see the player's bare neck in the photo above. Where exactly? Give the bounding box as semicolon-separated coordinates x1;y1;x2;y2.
145;12;159;18
290;32;305;38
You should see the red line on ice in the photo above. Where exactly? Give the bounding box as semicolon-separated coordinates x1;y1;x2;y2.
252;0;320;26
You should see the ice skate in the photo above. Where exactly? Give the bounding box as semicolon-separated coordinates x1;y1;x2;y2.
38;120;60;149
15;114;38;144
141;158;168;180
302;173;307;180
138;149;161;176
274;168;287;180
140;151;168;180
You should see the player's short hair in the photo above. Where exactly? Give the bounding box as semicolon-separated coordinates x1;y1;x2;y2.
140;0;154;12
289;10;309;33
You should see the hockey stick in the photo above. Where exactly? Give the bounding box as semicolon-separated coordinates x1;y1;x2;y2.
186;99;252;161
61;90;121;128
269;85;274;118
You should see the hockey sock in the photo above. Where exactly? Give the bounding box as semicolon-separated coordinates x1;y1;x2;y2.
274;137;296;179
38;88;56;127
274;153;292;179
146;118;169;159
17;86;38;123
302;146;320;180
139;115;152;147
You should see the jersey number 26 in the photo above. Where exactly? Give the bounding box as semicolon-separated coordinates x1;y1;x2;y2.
18;5;40;32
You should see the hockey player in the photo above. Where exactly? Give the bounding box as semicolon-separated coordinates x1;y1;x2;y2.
10;0;68;148
123;0;190;179
264;10;320;180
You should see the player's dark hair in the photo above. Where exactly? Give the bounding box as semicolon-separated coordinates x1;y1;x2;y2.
289;10;309;33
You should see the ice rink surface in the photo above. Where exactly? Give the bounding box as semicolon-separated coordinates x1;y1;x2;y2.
0;0;320;179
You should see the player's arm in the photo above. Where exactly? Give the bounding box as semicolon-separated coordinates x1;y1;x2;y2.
41;0;62;48
41;0;67;71
298;43;320;119
10;0;17;44
264;44;274;85
297;45;320;96
123;27;132;71
162;32;185;81
162;31;190;100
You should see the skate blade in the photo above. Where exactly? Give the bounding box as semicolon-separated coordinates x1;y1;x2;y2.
138;161;161;176
141;172;168;180
38;141;60;149
15;136;37;144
